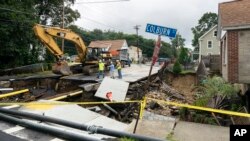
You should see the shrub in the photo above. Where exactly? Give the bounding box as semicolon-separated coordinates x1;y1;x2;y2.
202;76;239;97
173;61;182;74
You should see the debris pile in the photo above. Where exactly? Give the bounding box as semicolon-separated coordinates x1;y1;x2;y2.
0;66;195;124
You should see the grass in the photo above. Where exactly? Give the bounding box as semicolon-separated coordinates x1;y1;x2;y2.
166;132;178;141
120;137;137;141
180;70;196;74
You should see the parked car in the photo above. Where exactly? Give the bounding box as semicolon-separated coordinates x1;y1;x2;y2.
157;58;170;65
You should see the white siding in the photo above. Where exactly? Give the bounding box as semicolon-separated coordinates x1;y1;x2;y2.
199;26;220;61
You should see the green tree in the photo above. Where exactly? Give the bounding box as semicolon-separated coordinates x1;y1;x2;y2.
159;42;173;58
171;33;186;57
173;61;182;74
191;12;218;49
0;1;81;69
178;47;190;69
0;1;39;69
34;0;80;62
35;0;80;26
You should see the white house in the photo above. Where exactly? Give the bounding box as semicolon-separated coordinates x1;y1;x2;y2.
128;46;142;62
199;25;220;61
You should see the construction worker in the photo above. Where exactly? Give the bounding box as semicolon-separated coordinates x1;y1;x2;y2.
116;60;122;79
97;59;105;79
108;61;115;79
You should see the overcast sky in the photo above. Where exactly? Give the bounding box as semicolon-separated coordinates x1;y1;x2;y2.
73;0;232;48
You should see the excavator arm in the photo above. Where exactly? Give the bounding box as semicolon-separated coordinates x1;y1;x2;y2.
33;24;87;62
33;24;88;75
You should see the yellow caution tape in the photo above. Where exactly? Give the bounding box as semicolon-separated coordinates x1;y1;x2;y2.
0;100;141;106
0;89;29;99
1;95;250;118
147;97;250;118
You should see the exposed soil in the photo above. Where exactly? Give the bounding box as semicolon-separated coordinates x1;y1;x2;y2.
164;71;197;102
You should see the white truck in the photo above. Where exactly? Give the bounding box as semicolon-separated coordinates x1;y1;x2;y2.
112;49;131;67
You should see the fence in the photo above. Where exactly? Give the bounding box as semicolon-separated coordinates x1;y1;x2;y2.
201;55;221;72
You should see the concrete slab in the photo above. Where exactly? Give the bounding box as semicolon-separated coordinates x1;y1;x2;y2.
61;74;98;82
9;127;56;141
127;111;176;140
61;64;160;83
0;120;16;130
0;131;27;141
173;121;229;141
120;64;160;83
78;83;100;92
95;77;129;101
0;120;57;141
18;100;128;139
20;104;100;124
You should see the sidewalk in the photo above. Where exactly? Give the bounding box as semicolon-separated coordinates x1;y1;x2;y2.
173;121;229;141
127;111;229;141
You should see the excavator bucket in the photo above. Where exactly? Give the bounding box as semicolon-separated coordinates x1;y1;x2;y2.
52;61;72;75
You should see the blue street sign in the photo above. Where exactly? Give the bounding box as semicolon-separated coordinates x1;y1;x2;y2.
145;23;177;38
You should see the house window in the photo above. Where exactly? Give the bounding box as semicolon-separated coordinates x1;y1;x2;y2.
207;41;213;48
213;30;217;37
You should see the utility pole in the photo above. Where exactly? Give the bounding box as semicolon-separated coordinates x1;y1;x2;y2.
61;1;65;52
134;25;140;64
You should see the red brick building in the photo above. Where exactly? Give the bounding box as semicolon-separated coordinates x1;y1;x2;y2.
218;0;250;83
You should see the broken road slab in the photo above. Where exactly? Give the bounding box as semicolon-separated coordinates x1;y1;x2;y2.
127;111;176;140
78;83;100;92
18;101;128;139
95;77;129;101
121;64;160;83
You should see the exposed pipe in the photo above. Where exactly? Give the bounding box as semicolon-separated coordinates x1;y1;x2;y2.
0;89;29;99
49;90;83;101
0;88;14;91
103;103;118;115
0;108;164;141
0;113;99;141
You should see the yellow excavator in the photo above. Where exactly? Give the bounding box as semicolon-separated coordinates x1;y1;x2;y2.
33;24;103;75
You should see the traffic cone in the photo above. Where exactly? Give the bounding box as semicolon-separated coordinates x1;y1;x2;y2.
106;92;113;101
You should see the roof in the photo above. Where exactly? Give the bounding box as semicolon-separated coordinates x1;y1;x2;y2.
88;40;126;51
198;25;217;41
219;0;250;29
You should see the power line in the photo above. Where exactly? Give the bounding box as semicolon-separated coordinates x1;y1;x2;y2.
78;3;136;32
76;0;129;4
81;5;116;23
0;19;34;25
0;7;34;15
83;16;122;31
